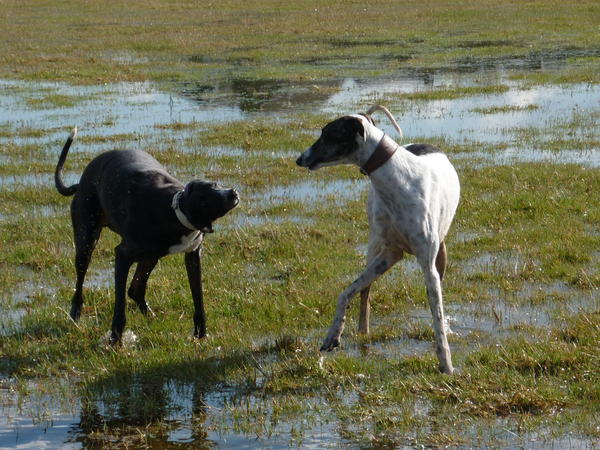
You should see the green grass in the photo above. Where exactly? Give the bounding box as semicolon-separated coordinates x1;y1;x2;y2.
1;0;599;86
394;85;511;101
471;104;540;114
25;93;81;109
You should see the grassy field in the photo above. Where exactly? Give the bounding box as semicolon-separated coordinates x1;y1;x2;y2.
1;0;599;447
1;0;599;86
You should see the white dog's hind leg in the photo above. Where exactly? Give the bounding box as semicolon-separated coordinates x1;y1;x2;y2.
321;248;401;351
419;254;454;374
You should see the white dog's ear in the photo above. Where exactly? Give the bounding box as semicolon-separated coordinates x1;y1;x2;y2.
347;116;366;142
358;115;370;141
361;119;367;141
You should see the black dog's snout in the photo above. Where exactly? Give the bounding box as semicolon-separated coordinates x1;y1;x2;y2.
296;155;303;166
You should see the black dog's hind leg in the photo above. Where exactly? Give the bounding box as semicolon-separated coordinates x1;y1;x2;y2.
185;248;206;339
111;244;134;343
128;259;158;315
69;197;102;321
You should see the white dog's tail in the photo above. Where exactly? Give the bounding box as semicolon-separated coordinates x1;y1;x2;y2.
366;105;403;140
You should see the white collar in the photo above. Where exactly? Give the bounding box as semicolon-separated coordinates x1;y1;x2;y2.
171;189;198;231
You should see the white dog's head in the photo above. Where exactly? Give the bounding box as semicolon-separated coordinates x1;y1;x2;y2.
296;115;373;171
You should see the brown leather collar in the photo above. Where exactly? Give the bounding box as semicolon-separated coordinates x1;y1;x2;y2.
360;134;399;175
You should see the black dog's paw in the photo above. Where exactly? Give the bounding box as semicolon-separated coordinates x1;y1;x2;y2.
109;332;121;346
320;337;340;352
69;304;82;322
193;329;207;340
137;301;154;316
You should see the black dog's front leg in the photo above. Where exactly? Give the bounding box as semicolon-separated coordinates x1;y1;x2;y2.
111;244;134;343
185;248;206;339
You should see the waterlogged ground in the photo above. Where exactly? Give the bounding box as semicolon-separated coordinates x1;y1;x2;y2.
1;62;599;448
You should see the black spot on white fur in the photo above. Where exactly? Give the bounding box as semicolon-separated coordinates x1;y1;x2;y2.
404;144;442;156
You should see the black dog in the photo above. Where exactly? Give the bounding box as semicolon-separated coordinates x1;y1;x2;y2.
54;129;239;343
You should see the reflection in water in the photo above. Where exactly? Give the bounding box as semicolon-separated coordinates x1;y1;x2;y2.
1;67;597;158
0;80;245;143
181;47;600;113
75;378;216;447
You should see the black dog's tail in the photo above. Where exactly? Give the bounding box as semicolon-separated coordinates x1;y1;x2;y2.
55;128;79;196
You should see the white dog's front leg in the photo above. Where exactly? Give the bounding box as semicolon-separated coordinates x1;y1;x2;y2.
321;250;398;351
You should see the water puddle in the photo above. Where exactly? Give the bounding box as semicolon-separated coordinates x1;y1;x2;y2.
320;78;599;147
231;212;314;228
2;73;597;161
0;172;80;191
0;309;27;337
85;268;113;290
253;178;367;207
0;378;342;449
454;147;600;168
416;283;597;338
0;268;58;337
0;79;244;141
0;411;81;450
461;251;530;276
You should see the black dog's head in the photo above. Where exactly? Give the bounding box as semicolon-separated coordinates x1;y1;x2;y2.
296;115;367;171
181;181;239;233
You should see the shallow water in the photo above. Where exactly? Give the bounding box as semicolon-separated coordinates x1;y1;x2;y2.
1;74;598;216
0;381;343;449
323;77;598;138
0;172;80;191
0;269;58;337
2;365;596;449
0;80;244;139
2;73;598;159
454;147;600;168
255;178;367;206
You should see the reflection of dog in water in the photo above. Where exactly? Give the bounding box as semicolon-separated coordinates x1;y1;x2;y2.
55;129;239;343
296;105;460;374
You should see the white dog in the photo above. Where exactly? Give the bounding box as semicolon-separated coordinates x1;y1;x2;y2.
296;105;460;374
